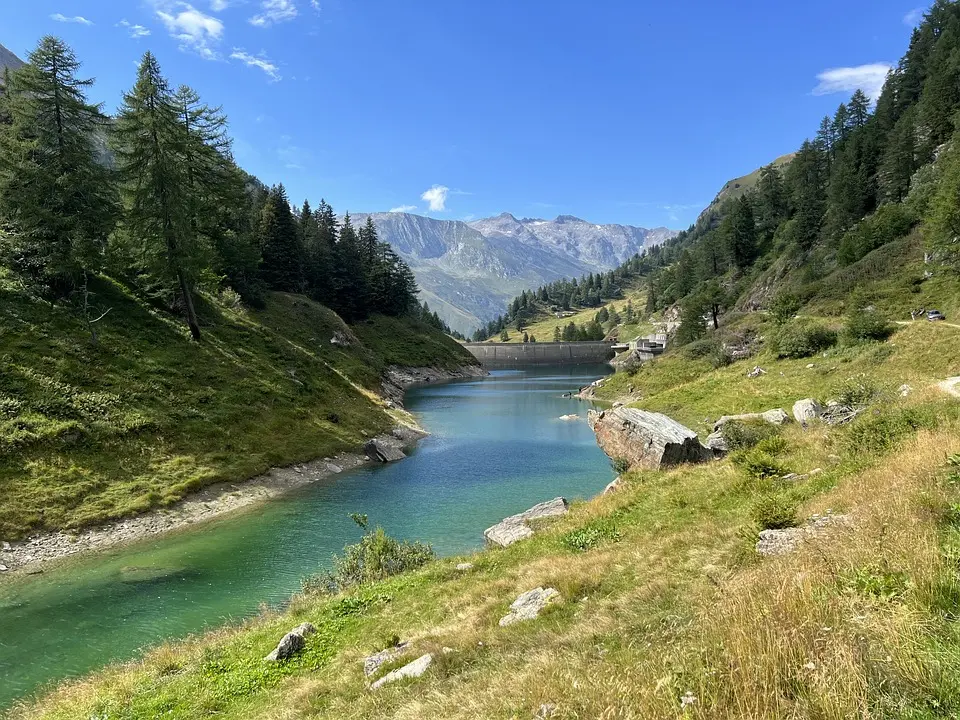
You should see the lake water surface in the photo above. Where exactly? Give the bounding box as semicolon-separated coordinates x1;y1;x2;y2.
0;365;613;709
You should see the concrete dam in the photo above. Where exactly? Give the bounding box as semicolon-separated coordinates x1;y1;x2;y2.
463;342;616;367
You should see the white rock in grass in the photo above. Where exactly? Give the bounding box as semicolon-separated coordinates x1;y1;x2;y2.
499;587;561;626
363;642;409;676
370;653;433;690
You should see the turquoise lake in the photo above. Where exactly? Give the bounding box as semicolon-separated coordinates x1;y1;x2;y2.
0;365;613;710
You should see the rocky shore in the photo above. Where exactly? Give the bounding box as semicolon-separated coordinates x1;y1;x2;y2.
0;364;485;578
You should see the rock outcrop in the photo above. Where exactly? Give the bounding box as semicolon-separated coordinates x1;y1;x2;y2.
756;513;850;556
265;622;316;661
484;498;569;547
363;642;410;676
499;587;561;626
587;408;711;470
364;437;406;463
792;399;822;426
713;408;791;431
370;653;433;690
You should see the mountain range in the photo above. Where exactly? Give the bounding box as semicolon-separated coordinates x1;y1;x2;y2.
351;212;675;334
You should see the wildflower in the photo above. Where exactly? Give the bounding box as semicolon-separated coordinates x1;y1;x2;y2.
680;691;697;709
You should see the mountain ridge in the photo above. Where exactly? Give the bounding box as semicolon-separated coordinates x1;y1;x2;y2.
351;210;675;334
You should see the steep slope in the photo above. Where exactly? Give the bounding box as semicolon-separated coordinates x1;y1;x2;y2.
0;42;25;82
702;152;795;216
353;211;675;335
0;275;477;539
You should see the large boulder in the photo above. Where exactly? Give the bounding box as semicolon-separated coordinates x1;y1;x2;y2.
499;587;561;626
587;408;711;470
713;408;791;431
792;399;822;426
364;437;406;463
484;498;569;547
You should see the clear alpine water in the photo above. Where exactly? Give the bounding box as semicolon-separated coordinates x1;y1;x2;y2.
0;365;613;710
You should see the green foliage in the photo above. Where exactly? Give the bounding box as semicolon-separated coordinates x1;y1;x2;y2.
841;304;894;344
720;420;781;451
610;457;631;475
750;494;799;530
844;404;941;456
837;204;915;267
732;447;788;480
830;374;879;407
561;517;622;551
305;525;435;594
769;291;802;324
770;320;837;359
841;564;909;600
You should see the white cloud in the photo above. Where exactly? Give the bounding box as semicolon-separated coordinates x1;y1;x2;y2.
812;63;891;100
230;49;281;80
904;7;924;26
420;185;449;212
250;0;298;27
118;19;151;38
310;0;321;10
51;13;93;25
389;205;417;213
210;0;231;10
156;3;224;59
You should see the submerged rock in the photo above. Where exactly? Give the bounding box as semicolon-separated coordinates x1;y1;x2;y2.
499;587;561;626
484;498;569;547
588;408;711;471
370;653;433;690
265;622;316;662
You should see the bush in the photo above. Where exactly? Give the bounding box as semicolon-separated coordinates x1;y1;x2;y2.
830;374;879;407
683;337;720;360
844;405;940;455
770;320;837;359
751;494;799;530
731;447;788;480
842;306;894;344
721;419;781;451
769;291;802;325
610;457;631;475
303;523;435;594
561;517;622;551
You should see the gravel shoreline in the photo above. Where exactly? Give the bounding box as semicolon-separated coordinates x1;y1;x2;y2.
0;364;486;578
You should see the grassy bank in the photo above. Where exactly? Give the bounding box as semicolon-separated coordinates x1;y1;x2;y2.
14;306;960;718
0;275;475;540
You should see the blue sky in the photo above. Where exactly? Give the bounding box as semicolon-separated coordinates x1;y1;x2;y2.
4;0;928;229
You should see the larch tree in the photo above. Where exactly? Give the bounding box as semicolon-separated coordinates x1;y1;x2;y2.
113;52;202;340
258;184;303;292
0;35;117;296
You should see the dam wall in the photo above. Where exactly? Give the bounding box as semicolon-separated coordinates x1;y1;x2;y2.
463;342;616;367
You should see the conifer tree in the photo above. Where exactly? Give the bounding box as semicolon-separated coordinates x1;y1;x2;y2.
258;184;303;292
114;52;202;339
330;213;368;320
0;36;118;295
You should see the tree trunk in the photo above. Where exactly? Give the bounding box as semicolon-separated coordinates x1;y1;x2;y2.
177;269;202;341
711;305;719;330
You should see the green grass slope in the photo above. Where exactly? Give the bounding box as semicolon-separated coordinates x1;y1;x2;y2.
14;310;960;720
0;275;475;540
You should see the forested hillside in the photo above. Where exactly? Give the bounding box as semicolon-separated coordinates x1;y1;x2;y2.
0;37;475;538
487;0;960;344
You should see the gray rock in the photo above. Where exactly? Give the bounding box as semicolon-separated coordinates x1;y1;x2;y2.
792;399;822;426
588;408;711;471
602;476;622;494
330;330;352;347
370;653;433;690
363;642;409;676
714;408;791;431
705;430;728;455
1;541;10;551
899;384;913;397
455;562;474;571
265;622;316;661
756;513;850;556
747;365;767;378
364;437;406;463
499;587;561;626
0;564;7;572
536;703;557;718
484;498;569;547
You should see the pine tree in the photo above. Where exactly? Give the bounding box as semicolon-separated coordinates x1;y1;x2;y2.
310;198;337;303
0;36;118;295
553;325;561;342
785;140;827;249
848;90;871;129
755;164;788;239
258;184;303;292
114;52;202;339
725;196;758;270
330;213;368;321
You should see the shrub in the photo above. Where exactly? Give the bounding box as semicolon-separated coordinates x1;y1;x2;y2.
610;457;631;475
683;337;720;360
842;306;894;344
769;291;802;325
837;204;916;267
770;321;837;359
751;494;799;530
830;374;879;407
721;419;781;451
732;447;788;480
302;523;435;594
844;405;940;455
